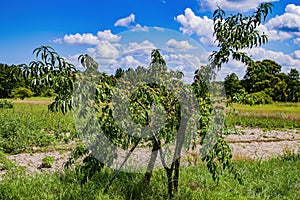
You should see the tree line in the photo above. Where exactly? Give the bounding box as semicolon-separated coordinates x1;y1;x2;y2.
0;63;55;99
224;59;300;104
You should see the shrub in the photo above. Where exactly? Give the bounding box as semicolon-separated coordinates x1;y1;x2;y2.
232;90;273;105
0;100;13;109
11;87;34;100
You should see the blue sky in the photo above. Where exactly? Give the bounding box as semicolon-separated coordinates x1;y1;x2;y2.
1;0;300;81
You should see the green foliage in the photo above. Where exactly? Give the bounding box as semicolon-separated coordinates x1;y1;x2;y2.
64;143;104;183
232;89;273;105
0;100;13;109
286;68;300;102
224;73;242;99
0;63;25;98
18;3;276;196
210;3;273;69
225;60;300;103
42;156;55;168
11;87;34;100
21;46;77;114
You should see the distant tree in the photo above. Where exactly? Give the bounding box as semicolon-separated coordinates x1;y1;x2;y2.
0;64;24;98
242;59;282;94
224;73;243;99
114;68;125;79
286;68;300;102
288;68;300;80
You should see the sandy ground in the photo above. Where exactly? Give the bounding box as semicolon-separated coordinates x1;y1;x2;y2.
0;128;299;179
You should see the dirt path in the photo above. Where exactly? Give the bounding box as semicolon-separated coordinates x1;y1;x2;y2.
0;128;299;177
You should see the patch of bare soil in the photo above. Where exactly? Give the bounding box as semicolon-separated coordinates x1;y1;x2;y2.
0;128;299;179
228;127;299;160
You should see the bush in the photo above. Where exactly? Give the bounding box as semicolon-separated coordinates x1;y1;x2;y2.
11;87;34;100
232;90;273;105
0;100;13;109
246;91;273;105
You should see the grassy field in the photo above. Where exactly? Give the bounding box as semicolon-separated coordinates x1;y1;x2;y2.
0;99;299;199
226;102;300;130
0;153;299;200
0;101;75;154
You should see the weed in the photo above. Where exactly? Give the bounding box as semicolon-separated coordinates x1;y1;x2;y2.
42;156;55;168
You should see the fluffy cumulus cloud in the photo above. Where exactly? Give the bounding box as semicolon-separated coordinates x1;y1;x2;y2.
293;50;300;59
258;25;293;41
94;41;120;59
55;29;121;46
119;55;142;67
124;40;156;53
114;13;135;27
199;0;277;12
265;4;300;42
63;33;99;45
97;30;121;42
166;39;196;51
174;8;215;46
246;47;300;72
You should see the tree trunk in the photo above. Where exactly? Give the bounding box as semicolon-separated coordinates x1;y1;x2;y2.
144;138;160;184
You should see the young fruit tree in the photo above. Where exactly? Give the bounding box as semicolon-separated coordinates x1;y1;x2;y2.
20;3;273;198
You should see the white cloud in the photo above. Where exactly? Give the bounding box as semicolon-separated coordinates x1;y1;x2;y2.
258;24;293;41
293;38;300;45
54;29;120;45
120;55;142;67
285;4;300;16
217;48;300;80
166;39;196;51
293;50;300;59
199;0;278;12
65;54;81;68
94;41;120;59
125;40;156;53
114;13;135;27
129;24;149;32
174;8;215;46
63;33;99;45
246;47;300;72
97;30;121;42
265;4;300;35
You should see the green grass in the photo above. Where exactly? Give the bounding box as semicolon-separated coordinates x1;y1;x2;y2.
0;153;299;200
231;102;300;121
0;103;75;154
226;102;300;130
226;116;300;130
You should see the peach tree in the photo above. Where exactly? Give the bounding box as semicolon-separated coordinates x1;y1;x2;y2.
20;3;273;198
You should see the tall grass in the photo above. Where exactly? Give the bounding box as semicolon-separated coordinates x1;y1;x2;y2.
0;153;299;199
